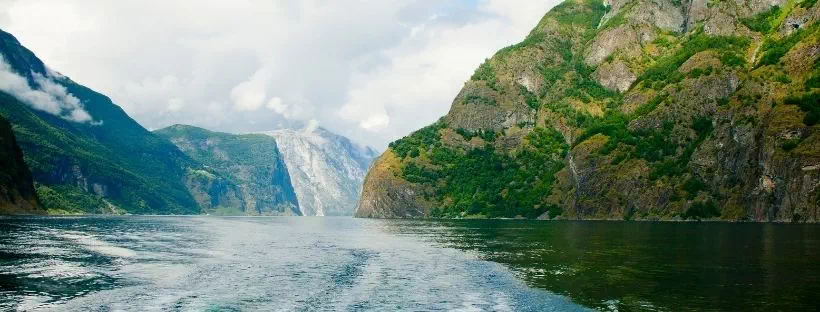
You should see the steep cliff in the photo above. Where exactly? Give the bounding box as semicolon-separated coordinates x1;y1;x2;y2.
357;0;820;221
0;116;42;214
155;125;301;216
265;128;377;216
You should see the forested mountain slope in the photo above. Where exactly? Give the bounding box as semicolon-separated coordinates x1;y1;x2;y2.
0;115;42;214
357;0;820;221
155;125;301;216
0;28;239;214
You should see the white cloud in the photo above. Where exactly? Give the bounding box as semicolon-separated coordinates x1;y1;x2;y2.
266;97;285;112
0;0;560;148
302;118;320;134
359;114;390;131
0;56;94;123
230;66;273;112
167;98;184;112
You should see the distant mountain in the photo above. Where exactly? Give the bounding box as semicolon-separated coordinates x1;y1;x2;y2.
357;0;819;221
264;128;377;216
0;115;42;214
0;28;237;214
155;125;300;216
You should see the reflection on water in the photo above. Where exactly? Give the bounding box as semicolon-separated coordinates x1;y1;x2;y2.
0;217;582;311
382;220;820;311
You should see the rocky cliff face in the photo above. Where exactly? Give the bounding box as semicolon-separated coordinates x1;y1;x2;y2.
0;116;42;214
357;0;820;221
265;128;377;216
155;125;301;216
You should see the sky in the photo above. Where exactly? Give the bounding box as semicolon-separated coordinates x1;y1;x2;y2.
0;0;560;149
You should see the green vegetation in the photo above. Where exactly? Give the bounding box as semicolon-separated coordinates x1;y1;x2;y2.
632;93;667;117
572;109;714;181
402;127;567;218
600;11;628;30
498;0;610;111
639;31;749;84
470;61;499;91
154;125;300;215
741;6;781;33
684;200;720;220
520;86;540;109
546;204;564;219
0;90;200;215
455;128;498;142
720;53;746;67
551;0;609;30
776;75;792;84
805;72;819;91
682;177;708;200
0;115;41;213
463;94;497;106
389;121;446;159
781;137;803;151
784;92;820;125
758;24;818;66
499;33;546;55
649;116;713;179
365;0;820;222
36;184;108;214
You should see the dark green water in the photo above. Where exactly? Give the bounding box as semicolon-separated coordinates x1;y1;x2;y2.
0;217;818;311
384;220;820;311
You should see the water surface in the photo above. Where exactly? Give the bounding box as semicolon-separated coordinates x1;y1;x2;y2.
0;217;578;311
1;217;818;311
384;220;820;311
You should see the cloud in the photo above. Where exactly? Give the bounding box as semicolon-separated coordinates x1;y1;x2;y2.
167;98;184;112
0;0;560;148
302;118;320;134
230;66;273;112
0;56;94;123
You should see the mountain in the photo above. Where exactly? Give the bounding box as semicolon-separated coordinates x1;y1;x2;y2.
155;125;301;216
265;128;377;216
356;0;820;221
0;28;238;214
0;115;43;214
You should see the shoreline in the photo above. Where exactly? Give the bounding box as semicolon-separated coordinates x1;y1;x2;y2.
2;213;818;224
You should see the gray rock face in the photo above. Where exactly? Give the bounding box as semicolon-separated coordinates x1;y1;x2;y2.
265;128;376;216
446;81;536;131
629;0;686;32
602;0;685;31
593;60;637;92
585;26;639;66
355;151;430;218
